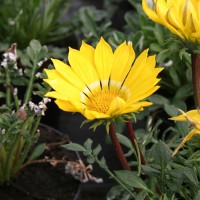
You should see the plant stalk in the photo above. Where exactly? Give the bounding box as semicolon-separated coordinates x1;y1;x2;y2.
24;59;38;104
5;70;11;108
191;54;200;108
109;122;131;171
126;120;146;165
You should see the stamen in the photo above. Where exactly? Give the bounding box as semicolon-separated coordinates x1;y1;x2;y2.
81;80;130;114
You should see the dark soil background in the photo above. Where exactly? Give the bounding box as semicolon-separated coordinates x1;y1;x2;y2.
0;125;80;200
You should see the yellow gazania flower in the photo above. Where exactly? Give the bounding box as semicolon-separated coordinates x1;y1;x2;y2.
44;38;163;120
170;109;200;156
142;0;200;43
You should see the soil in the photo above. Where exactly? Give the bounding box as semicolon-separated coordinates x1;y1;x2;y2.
0;124;80;200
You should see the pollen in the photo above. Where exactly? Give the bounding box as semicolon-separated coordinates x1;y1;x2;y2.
81;80;130;114
87;90;116;114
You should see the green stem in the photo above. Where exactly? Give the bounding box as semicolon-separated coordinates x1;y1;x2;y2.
30;116;41;136
13;93;20;110
14;116;41;174
94;155;135;198
6;70;11;108
24;60;38;104
0;146;6;184
109;122;131;171
191;54;200;108
4;134;21;182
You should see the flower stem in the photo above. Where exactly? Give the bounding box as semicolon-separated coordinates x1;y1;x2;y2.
191;54;200;108
5;70;11;108
89;152;135;198
24;59;38;105
109;122;131;171
126;120;146;165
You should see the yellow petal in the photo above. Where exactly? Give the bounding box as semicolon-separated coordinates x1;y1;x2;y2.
44;69;80;101
45;91;68;100
111;42;135;82
130;86;160;103
55;99;79;112
68;46;98;85
107;96;127;116
142;0;200;41
83;109;110;120
125;49;149;87
94;37;114;81
170;109;200;122
142;0;161;24
172;129;200;156
51;58;85;90
120;101;152;115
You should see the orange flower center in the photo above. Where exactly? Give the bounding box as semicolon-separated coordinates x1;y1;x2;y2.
87;90;116;114
81;81;130;114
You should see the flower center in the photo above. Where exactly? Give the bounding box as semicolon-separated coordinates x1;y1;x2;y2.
87;90;116;114
81;81;130;114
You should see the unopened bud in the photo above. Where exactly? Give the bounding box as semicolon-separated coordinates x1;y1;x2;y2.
16;108;27;120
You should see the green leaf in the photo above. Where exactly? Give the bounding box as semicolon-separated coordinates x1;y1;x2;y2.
142;165;160;177
86;155;95;164
62;143;86;152
153;141;171;169
135;190;148;200
84;138;93;153
38;46;48;61
27;40;42;62
150;43;163;53
174;84;192;100
164;104;179;117
116;133;132;149
168;67;181;86
179;48;188;60
154;25;164;45
114;170;153;194
28;143;45;161
194;189;200;200
93;144;102;156
99;156;107;169
176;121;190;137
157;49;171;63
27;46;36;63
182;167;199;186
30;39;41;54
149;94;170;105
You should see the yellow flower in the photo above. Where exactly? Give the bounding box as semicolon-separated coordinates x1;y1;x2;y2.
142;0;200;43
44;38;163;120
170;109;200;156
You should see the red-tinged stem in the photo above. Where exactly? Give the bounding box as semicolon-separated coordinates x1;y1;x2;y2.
191;54;200;108
126;120;146;165
109;122;131;171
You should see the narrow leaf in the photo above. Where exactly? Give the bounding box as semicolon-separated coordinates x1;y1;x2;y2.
28;143;45;161
62;143;86;152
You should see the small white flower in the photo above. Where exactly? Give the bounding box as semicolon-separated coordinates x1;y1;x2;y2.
39;102;47;115
13;63;18;70
1;129;6;135
35;72;41;78
13;88;18;96
1;60;8;68
43;98;51;104
38;58;47;67
18;68;23;76
29;101;36;110
164;60;173;67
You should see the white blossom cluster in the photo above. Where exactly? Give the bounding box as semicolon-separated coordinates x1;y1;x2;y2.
29;98;51;116
1;43;17;69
